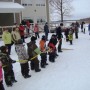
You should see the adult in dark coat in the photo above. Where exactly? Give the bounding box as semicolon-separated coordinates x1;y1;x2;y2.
76;21;80;28
44;22;49;41
56;23;63;52
75;22;79;39
88;23;90;35
81;21;85;32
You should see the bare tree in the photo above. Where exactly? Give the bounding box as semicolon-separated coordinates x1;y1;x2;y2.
49;0;73;22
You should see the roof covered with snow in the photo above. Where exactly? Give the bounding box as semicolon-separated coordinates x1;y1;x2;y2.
0;2;24;13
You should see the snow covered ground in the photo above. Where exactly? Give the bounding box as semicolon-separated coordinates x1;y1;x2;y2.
1;27;90;90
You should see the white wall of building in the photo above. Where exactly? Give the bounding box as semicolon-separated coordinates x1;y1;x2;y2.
22;0;47;23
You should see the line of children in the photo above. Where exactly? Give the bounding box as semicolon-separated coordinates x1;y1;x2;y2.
0;34;59;88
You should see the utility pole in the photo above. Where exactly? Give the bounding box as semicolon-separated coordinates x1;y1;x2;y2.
12;0;14;2
12;0;16;23
46;0;50;28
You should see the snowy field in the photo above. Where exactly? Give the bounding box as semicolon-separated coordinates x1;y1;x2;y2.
1;27;90;90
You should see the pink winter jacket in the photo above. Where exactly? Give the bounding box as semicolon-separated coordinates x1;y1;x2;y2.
0;61;3;82
34;26;39;33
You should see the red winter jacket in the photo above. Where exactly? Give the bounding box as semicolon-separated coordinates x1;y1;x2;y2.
26;21;30;28
19;25;25;36
34;26;39;33
48;43;56;51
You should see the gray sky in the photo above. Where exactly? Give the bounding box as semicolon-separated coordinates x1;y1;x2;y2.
51;0;90;21
69;0;90;20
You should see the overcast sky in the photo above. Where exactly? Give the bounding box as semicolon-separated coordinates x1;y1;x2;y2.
69;0;90;20
51;0;90;20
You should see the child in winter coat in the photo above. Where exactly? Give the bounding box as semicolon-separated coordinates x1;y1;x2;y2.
0;61;5;90
68;29;73;45
15;39;31;78
48;37;56;62
0;46;17;87
50;34;58;58
39;35;48;68
27;36;41;72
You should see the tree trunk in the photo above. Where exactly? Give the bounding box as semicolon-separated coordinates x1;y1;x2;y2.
61;0;63;22
61;13;63;22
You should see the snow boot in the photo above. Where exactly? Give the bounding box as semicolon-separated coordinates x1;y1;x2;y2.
35;69;41;72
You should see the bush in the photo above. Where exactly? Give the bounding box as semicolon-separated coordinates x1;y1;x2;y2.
21;19;34;25
28;19;34;23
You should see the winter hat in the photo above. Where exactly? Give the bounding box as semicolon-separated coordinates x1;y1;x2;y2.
17;39;23;44
51;34;57;38
0;46;7;53
52;34;56;37
51;34;55;38
45;22;48;25
42;35;46;40
31;36;37;41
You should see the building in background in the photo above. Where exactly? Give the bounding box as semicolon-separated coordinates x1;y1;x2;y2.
21;0;48;24
0;0;50;26
0;0;24;26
